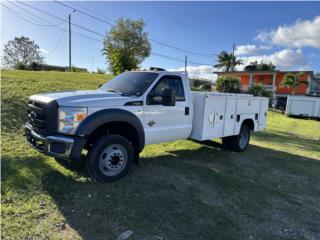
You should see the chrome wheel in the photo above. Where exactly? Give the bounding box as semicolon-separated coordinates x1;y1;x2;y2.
239;129;249;149
99;144;127;176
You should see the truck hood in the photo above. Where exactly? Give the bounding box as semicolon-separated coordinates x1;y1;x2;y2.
30;90;132;107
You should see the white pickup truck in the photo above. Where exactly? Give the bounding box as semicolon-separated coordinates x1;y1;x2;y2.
25;69;268;182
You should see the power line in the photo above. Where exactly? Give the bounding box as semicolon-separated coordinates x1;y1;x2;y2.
54;1;114;26
6;1;212;67
149;38;213;58
151;52;211;66
69;0;211;55
69;1;115;23
1;4;58;27
151;52;186;63
5;2;101;42
7;1;65;27
47;23;67;59
17;1;105;37
53;1;214;58
145;2;214;44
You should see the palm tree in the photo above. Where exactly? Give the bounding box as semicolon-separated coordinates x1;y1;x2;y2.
280;72;308;95
244;61;259;71
214;51;243;72
244;61;276;71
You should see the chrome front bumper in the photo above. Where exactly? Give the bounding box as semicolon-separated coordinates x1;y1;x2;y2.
24;124;74;159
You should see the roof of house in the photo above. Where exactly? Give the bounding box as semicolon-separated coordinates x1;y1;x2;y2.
214;70;313;75
214;70;279;75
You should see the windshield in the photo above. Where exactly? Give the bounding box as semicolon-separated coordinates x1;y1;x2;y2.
99;72;159;96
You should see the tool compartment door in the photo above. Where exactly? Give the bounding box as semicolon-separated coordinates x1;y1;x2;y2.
237;98;261;113
258;99;268;130
202;96;226;139
223;98;236;136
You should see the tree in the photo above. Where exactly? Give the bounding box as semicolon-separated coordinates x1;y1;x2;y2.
244;61;276;71
214;51;243;72
2;36;45;68
247;83;270;97
216;76;241;93
102;18;151;75
280;72;308;95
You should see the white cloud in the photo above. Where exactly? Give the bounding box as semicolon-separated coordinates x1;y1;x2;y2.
39;48;48;54
256;16;320;48
169;65;217;82
235;44;273;56
235;45;259;55
239;49;311;70
260;45;273;50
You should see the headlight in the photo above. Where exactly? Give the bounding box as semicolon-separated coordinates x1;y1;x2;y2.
58;107;87;134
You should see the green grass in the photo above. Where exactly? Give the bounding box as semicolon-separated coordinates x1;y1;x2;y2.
2;70;320;240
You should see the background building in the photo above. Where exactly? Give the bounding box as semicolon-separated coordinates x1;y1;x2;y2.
215;70;320;97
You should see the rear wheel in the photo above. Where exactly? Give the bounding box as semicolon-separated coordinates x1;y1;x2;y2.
86;134;134;182
222;124;250;152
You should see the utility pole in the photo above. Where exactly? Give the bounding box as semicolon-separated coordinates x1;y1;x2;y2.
184;55;188;73
68;14;71;71
232;42;236;56
91;56;94;73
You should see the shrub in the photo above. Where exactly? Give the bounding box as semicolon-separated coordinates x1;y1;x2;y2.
216;76;241;93
247;83;271;97
30;62;40;71
70;66;87;72
201;81;212;91
192;79;202;88
97;67;106;74
14;62;26;70
190;78;213;91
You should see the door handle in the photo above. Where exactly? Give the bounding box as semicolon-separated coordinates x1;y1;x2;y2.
185;107;189;115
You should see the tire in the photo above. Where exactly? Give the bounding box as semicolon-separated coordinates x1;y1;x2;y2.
224;125;251;152
86;134;134;182
221;136;232;149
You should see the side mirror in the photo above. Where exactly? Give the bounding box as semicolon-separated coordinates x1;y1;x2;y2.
162;88;176;106
98;84;102;88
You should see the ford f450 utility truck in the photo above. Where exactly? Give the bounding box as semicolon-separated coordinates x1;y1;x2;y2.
25;69;268;182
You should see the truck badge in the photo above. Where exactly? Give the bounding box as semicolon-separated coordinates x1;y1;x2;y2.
30;111;37;121
147;120;156;127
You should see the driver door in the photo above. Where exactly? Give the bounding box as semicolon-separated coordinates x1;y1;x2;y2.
143;75;191;144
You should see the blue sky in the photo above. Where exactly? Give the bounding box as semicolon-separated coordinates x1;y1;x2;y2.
1;1;320;80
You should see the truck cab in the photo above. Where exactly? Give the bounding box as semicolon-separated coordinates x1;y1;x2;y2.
25;69;268;182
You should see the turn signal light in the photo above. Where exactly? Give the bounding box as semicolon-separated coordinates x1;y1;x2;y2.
75;112;87;121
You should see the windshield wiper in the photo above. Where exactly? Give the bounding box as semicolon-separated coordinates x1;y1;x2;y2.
107;89;124;95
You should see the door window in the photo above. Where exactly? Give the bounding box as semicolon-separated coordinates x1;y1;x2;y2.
147;75;185;105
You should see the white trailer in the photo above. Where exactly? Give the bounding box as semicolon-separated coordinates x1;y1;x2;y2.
285;95;320;118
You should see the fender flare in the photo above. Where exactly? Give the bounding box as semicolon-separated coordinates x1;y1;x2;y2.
75;108;145;151
239;117;255;130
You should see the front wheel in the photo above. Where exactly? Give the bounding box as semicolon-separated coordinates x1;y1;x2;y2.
86;134;134;182
222;125;250;152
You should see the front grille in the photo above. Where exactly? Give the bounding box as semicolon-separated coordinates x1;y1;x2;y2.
27;99;58;136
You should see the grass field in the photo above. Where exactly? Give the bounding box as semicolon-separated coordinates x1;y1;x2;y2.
2;70;320;240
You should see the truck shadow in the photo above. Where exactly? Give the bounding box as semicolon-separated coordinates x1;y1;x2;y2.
26;142;320;239
253;131;320;153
